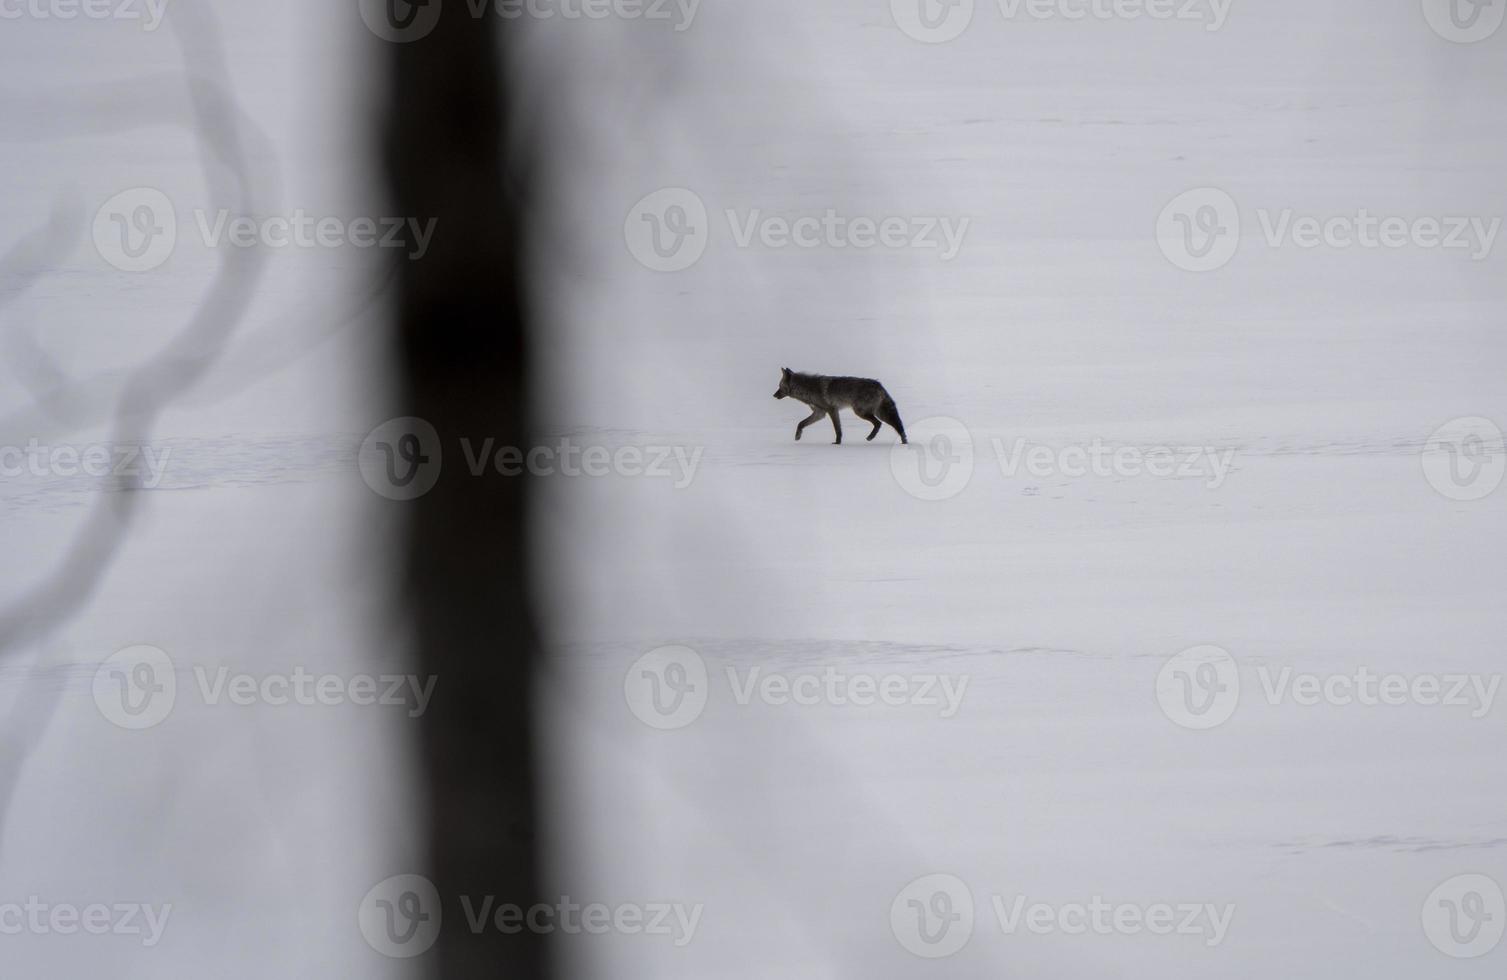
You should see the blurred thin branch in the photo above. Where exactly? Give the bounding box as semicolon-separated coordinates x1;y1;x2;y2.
0;5;271;658
0;263;396;440
0;6;271;864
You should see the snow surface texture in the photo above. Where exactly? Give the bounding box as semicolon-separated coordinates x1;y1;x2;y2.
1;0;1505;977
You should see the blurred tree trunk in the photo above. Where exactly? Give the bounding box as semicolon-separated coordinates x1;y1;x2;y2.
383;10;547;979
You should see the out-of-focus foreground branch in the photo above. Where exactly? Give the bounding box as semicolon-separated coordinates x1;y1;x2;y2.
382;10;548;980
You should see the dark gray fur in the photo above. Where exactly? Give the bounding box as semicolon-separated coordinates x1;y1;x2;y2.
773;368;908;445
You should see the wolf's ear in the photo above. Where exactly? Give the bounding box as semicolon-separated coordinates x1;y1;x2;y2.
782;367;792;376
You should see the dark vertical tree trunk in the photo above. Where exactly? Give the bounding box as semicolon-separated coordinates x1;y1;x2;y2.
382;10;547;979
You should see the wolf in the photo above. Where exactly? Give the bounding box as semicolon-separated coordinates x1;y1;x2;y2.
773;368;908;445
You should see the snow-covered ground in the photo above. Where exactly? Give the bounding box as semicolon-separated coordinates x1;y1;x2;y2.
535;4;1507;976
2;0;1505;977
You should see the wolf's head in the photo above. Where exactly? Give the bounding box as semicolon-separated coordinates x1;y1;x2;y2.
773;367;793;399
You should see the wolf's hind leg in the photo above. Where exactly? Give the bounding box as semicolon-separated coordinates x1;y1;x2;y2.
827;409;843;445
879;398;907;445
860;412;883;441
795;407;824;441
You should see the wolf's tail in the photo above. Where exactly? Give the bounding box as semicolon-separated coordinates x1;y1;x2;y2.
879;393;907;445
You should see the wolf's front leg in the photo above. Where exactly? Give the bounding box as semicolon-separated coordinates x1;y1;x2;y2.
795;407;824;441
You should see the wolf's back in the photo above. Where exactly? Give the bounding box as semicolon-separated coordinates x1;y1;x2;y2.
824;375;887;406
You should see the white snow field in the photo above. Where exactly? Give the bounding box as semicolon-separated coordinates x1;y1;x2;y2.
3;0;1507;977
